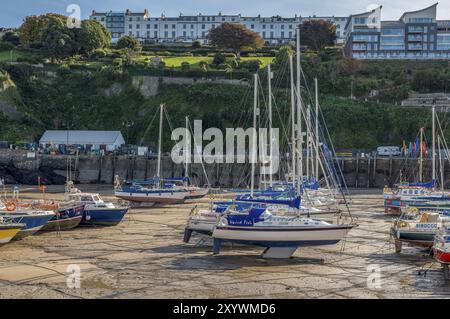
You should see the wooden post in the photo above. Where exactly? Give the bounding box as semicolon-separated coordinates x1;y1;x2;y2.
355;154;359;188
367;157;371;188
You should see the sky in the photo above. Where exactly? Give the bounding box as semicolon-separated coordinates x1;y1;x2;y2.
1;0;449;28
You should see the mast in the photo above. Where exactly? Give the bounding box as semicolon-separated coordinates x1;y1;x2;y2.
289;55;296;185
306;104;311;180
315;77;319;180
419;127;423;183
251;74;258;197
156;104;164;183
296;26;303;195
439;136;444;194
432;102;436;186
267;64;273;187
185;116;189;186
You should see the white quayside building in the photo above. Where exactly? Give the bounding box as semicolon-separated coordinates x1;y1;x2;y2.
90;9;348;45
39;130;125;151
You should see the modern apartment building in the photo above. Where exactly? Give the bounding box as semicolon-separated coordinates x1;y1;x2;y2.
344;3;450;59
90;10;348;45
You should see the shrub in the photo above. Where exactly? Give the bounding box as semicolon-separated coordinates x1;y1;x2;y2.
0;42;14;51
113;58;123;69
91;49;107;59
181;62;190;71
192;40;201;49
212;53;226;66
238;60;262;72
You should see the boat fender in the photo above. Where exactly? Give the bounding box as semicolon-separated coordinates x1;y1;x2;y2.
5;201;16;211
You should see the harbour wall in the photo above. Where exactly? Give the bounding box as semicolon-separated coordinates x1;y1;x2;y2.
0;149;447;188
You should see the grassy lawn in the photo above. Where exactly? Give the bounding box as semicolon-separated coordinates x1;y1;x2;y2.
0;49;20;62
134;55;274;69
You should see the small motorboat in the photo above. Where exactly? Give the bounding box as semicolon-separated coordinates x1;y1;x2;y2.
0;210;55;239
433;225;450;279
40;202;85;231
211;207;353;258
391;211;449;253
433;226;450;264
0;221;23;245
65;182;129;226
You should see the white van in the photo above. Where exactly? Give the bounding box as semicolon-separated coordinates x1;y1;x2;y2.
377;146;402;157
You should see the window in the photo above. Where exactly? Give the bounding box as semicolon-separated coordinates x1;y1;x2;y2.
262;24;266;29
251;24;254;29
101;17;105;22
147;31;150;38
354;17;367;25
183;24;187;29
129;17;132;21
172;24;176;29
183;31;186;37
289;31;292;38
147;24;150;29
154;24;158;29
263;31;266;37
191;24;194;29
202;24;205;29
172;31;176;38
281;25;284;29
129;31;132;36
129;24;132;29
136;24;140;29
136;31;140;37
281;31;284;38
270;31;274;38
270;24;274;29
154;31;158;38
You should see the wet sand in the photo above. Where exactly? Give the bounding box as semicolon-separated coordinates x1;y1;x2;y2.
1;186;449;299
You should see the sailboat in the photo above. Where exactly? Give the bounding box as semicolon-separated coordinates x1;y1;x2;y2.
384;105;450;215
115;105;207;205
210;28;354;259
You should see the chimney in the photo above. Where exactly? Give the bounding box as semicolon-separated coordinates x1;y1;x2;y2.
125;9;131;15
92;10;96;15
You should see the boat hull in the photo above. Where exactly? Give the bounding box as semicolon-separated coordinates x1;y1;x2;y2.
434;247;450;264
115;191;187;204
81;208;129;226
184;189;210;200
0;212;55;240
0;226;21;244
392;228;436;247
212;225;353;248
41;204;84;231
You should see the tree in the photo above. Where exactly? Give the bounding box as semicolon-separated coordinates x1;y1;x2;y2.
18;13;66;48
208;23;264;58
116;36;141;51
2;31;20;46
41;16;77;59
212;52;226;66
192;40;201;49
79;20;111;55
300;20;336;52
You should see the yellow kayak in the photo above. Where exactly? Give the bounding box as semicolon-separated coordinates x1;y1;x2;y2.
0;224;22;245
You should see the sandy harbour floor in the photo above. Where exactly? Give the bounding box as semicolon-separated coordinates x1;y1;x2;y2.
0;186;449;299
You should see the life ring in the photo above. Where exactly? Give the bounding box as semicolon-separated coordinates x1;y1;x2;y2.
5;201;16;211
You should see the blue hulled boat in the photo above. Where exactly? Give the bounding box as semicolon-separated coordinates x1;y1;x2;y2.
0;210;55;239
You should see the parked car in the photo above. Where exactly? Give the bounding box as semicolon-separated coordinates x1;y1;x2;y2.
377;146;402;157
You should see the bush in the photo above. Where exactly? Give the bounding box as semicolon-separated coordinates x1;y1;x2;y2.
238;60;262;72
181;62;190;71
113;58;123;69
91;49;107;59
192;40;201;49
212;53;226;66
0;42;14;51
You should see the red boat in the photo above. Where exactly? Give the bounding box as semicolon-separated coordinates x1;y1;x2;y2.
433;228;450;264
